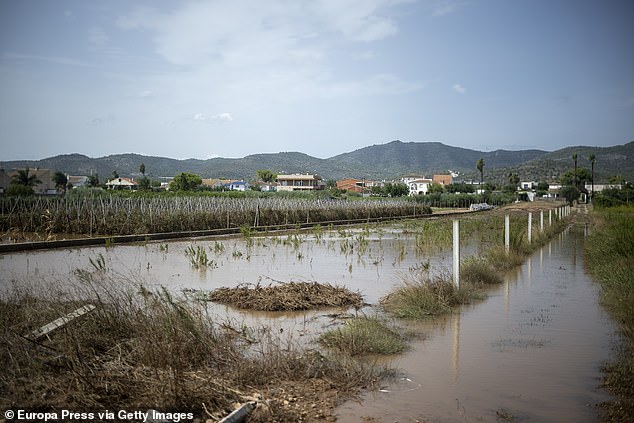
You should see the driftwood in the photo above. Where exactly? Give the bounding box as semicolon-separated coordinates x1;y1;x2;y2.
29;304;96;340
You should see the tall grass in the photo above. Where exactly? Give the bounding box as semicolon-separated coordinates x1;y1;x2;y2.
584;206;634;421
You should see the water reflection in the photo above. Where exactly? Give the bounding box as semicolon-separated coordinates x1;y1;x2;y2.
335;228;616;423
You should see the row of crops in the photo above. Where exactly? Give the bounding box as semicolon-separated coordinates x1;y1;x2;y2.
1;196;435;236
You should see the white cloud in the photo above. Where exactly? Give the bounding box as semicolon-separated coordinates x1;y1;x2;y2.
88;27;109;47
312;0;403;42
193;112;233;122
139;90;154;98
431;0;461;17
453;83;466;94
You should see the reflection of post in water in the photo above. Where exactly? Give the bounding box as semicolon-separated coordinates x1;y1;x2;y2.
540;247;543;270
451;311;461;382
504;275;510;316
527;256;532;285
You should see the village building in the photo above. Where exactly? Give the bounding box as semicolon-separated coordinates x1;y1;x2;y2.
336;178;368;193
276;174;325;191
432;174;453;186
407;178;433;195
106;177;137;190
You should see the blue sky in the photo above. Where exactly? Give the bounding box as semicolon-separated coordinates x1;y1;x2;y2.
1;0;633;160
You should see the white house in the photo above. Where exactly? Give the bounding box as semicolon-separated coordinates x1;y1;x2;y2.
224;181;248;191
106;177;137;190
407;178;433;195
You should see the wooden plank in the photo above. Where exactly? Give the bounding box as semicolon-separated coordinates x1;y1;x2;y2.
29;304;96;340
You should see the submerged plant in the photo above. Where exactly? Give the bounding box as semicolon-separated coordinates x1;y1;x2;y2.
185;245;216;269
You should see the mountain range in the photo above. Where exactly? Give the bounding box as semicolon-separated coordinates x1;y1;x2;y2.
2;140;633;185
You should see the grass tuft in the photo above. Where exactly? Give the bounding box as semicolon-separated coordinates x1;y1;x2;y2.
381;273;478;318
319;316;407;356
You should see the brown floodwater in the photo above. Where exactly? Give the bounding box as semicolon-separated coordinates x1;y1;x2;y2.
335;227;616;422
0;223;617;422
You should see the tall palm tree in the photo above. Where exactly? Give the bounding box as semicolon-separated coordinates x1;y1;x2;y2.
12;168;41;187
476;158;485;185
588;153;596;199
572;153;578;188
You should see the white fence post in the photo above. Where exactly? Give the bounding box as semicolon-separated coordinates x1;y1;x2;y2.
528;212;532;244
453;219;460;289
505;214;510;254
540;210;544;232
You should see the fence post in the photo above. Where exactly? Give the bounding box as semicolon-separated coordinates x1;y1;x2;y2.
505;214;510;254
540;210;544;232
528;212;532;244
549;209;552;226
453;219;460;289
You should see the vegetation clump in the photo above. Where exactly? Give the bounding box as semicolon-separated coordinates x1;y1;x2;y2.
584;205;634;421
319;316;407;355
381;274;478;318
208;281;364;311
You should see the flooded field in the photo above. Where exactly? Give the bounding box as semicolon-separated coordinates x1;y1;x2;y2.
336;227;617;422
0;216;617;421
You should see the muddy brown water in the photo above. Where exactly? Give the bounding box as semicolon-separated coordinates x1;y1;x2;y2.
0;223;617;421
336;227;617;422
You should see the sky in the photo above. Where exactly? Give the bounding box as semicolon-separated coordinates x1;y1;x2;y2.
1;0;633;160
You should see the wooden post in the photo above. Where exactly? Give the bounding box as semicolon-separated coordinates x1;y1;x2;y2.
540;210;544;232
453;219;460;289
528;212;532;244
505;214;510;254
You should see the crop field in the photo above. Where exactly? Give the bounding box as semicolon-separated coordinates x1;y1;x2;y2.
0;195;433;236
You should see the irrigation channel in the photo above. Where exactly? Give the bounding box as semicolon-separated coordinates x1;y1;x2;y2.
0;208;618;421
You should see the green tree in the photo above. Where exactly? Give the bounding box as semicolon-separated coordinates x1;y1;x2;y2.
112;170;119;179
256;169;276;183
384;182;409;197
87;174;100;187
428;182;445;194
560;185;580;205
53;171;68;193
446;183;475;194
560;168;591;188
588;153;596;198
476;158;485;185
572;153;578;188
139;163;146;176
536;181;549;191
508;172;520;187
137;176;151;191
12;168;41;187
170;172;202;191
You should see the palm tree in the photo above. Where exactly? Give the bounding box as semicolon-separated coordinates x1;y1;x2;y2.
12;168;41;187
476;158;485;185
572;153;578;188
588;153;596;199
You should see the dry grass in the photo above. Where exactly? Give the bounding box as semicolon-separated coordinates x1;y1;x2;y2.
0;269;381;422
208;281;364;311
